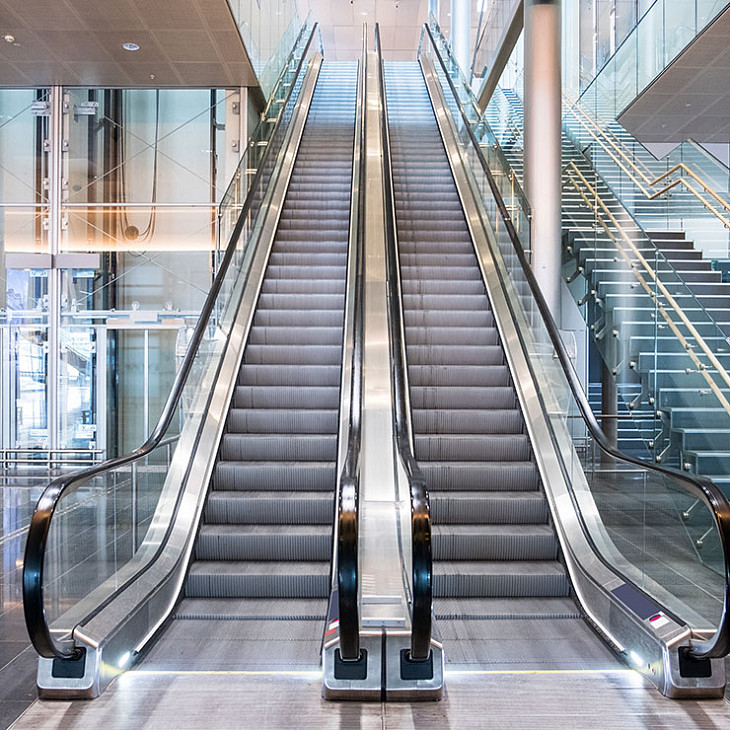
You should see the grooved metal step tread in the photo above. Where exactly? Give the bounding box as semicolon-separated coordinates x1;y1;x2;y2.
175;598;328;620
420;460;540;491
189;561;330;575
196;525;332;561
434;597;580;620
198;525;332;537
212;464;335;491
431;491;548;523
433;525;558;561
204;493;334;525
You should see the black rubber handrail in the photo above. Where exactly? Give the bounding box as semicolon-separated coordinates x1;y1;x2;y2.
337;29;367;662
423;22;730;660
23;23;320;661
376;24;433;662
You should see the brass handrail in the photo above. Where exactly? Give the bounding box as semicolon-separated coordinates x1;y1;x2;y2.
564;95;730;230
567;160;730;417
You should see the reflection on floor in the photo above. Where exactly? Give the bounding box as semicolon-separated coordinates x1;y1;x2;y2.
5;469;730;729
11;669;730;729
1;470;54;730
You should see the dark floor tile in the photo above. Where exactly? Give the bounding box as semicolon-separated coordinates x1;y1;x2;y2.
0;648;37;703
0;700;35;730
0;642;30;669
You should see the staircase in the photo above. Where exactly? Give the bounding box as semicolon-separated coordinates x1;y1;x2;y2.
484;86;730;492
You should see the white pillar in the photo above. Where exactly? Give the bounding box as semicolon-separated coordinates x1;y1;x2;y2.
450;0;471;77
524;0;562;322
48;86;64;454
428;0;439;24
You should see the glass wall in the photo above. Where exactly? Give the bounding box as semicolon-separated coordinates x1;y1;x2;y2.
226;0;302;97
0;86;242;464
576;0;730;111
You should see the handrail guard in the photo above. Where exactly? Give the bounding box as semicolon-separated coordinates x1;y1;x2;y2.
336;26;367;662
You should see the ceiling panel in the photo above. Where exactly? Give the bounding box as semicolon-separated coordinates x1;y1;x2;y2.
301;0;480;61
0;0;256;87
619;7;730;144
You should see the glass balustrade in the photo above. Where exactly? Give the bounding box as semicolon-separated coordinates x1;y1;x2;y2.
422;22;727;631
580;0;730;120
37;33;321;657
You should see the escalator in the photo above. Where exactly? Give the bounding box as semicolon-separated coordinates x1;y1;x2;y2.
22;38;362;694
142;61;358;668
385;62;617;668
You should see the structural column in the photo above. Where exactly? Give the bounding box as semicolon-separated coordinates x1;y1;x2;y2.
450;0;471;77
428;0;439;23
47;86;64;455
524;0;562;322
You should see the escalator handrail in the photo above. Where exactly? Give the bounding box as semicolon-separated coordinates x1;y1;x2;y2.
375;24;433;662
22;23;321;662
337;28;367;662
422;22;730;660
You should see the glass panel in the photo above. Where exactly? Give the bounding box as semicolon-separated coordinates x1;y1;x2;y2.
226;0;302;97
39;34;321;657
580;1;726;114
423;24;726;641
664;0;697;65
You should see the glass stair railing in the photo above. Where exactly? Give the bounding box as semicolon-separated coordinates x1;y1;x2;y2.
426;20;730;498
579;0;730;120
563;97;730;262
216;17;321;269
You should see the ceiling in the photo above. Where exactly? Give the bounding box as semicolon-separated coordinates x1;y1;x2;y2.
0;0;480;87
298;0;481;61
0;0;257;87
301;0;428;61
618;6;730;145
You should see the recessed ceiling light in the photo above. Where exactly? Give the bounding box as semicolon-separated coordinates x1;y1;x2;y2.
122;42;140;52
361;10;368;15
4;34;15;44
685;102;692;107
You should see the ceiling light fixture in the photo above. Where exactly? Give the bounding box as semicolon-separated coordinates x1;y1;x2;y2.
122;42;140;52
4;34;15;44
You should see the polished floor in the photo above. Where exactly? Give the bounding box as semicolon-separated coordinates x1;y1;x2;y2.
0;471;52;730
11;669;730;729
5;469;730;729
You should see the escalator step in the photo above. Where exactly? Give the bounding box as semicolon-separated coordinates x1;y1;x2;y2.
195;525;332;561
205;491;334;524
433;525;559;561
212;461;335;491
414;434;533;461
433;561;570;598
186;561;330;599
220;434;337;462
430;491;549;523
233;385;340;409
421;461;541;491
